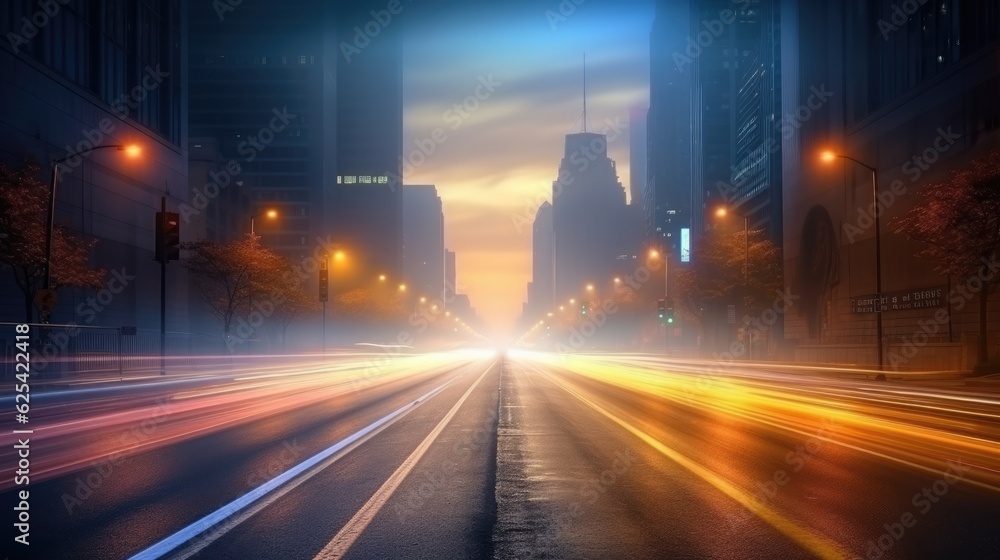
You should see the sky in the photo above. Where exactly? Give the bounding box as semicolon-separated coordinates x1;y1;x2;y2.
403;0;653;334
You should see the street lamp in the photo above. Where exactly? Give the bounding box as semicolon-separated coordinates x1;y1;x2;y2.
43;143;141;323
378;274;386;282
250;209;278;236
586;284;595;293
649;247;671;353
822;150;883;369
248;208;278;351
715;206;751;359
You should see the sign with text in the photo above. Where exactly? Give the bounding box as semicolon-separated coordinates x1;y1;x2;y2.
851;286;946;313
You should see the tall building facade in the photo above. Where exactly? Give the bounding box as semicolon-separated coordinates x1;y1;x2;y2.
552;132;640;301
402;185;444;302
445;249;456;302
646;0;693;254
782;0;1000;367
689;0;761;240
527;201;554;314
189;0;335;260
1;1;190;334
628;106;647;208
330;2;404;281
189;0;403;279
730;0;782;243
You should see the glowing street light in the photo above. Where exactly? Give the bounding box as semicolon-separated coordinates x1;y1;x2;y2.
398;284;407;292
586;284;595;292
43;143;142;323
378;274;386;282
715;205;751;359
251;208;278;235
419;296;427;303
821;149;884;369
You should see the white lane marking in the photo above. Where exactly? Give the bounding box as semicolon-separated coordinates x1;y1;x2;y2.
311;365;493;560
128;369;472;560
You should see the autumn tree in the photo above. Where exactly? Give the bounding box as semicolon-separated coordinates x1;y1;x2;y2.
332;287;406;323
894;149;1000;367
0;159;106;322
268;255;320;348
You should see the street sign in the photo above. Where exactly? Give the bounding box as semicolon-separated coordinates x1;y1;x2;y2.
727;304;736;324
34;289;57;312
850;286;946;313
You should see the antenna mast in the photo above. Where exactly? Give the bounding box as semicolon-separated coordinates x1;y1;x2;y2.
582;53;588;133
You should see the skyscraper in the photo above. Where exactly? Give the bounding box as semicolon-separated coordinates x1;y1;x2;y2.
402;185;444;303
552;131;636;301
528;201;554;314
628;106;647;208
188;0;336;260
445;249;457;303
689;0;761;240
189;0;404;277
730;0;781;243
330;2;404;281
646;0;693;253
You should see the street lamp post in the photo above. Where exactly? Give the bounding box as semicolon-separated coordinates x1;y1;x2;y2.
650;248;670;353
44;144;140;323
320;253;328;355
822;151;883;370
715;208;751;360
247;209;277;352
250;208;277;236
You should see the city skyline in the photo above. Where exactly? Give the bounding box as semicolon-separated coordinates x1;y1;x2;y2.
403;2;651;331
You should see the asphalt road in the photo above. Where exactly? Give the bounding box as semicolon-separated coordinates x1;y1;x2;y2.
3;350;999;559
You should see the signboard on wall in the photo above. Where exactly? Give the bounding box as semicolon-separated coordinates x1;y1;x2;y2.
850;286;946;313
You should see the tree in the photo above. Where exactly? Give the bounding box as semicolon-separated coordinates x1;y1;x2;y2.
184;235;320;351
0;159;105;322
676;228;783;345
894;149;1000;366
268;255;320;348
332;287;405;323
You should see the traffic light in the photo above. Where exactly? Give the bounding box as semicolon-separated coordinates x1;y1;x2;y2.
657;298;675;323
580;303;587;315
319;269;328;302
155;211;180;263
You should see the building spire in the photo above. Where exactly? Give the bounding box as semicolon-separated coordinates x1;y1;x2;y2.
582;53;588;133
